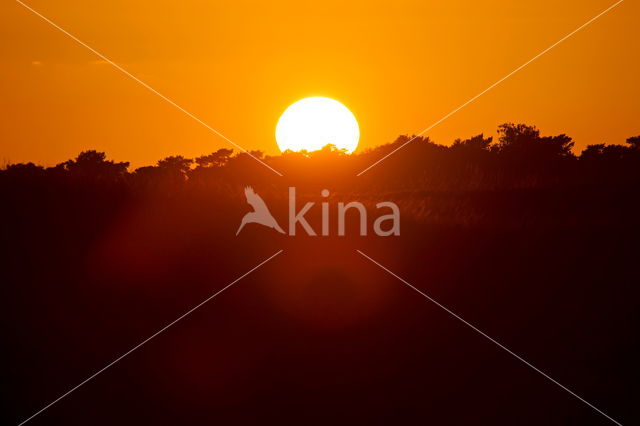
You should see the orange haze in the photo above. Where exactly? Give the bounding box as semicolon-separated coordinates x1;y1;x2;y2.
0;0;638;167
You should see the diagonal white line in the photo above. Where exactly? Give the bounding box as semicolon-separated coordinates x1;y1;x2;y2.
356;249;623;426
356;0;625;176
17;249;283;426
14;0;283;177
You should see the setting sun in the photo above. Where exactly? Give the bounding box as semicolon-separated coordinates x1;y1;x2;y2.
275;97;359;154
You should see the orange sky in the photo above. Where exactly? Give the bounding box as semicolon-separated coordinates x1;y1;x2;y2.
0;0;638;167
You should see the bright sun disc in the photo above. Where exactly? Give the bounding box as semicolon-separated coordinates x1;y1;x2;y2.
276;97;359;153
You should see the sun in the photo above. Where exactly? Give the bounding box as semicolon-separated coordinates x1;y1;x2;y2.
276;97;360;153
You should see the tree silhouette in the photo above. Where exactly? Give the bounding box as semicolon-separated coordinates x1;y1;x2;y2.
195;149;233;168
451;134;493;152
581;144;629;161
157;155;193;174
494;123;574;160
61;150;129;180
3;162;45;178
626;135;640;151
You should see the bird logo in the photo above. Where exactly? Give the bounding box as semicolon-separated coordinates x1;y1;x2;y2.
236;186;285;235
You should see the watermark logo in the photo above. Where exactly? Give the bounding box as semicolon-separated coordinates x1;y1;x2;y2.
237;187;400;236
236;186;286;235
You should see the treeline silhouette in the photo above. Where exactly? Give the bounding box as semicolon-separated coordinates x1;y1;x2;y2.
2;122;639;425
3;123;640;192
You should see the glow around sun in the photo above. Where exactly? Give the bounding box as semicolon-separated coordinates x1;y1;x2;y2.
276;97;359;153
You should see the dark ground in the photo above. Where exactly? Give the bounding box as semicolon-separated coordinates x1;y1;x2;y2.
2;131;640;425
2;182;638;426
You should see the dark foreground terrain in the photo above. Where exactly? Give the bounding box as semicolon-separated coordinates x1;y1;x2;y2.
2;125;639;425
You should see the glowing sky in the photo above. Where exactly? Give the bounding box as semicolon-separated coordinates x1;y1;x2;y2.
0;0;638;167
